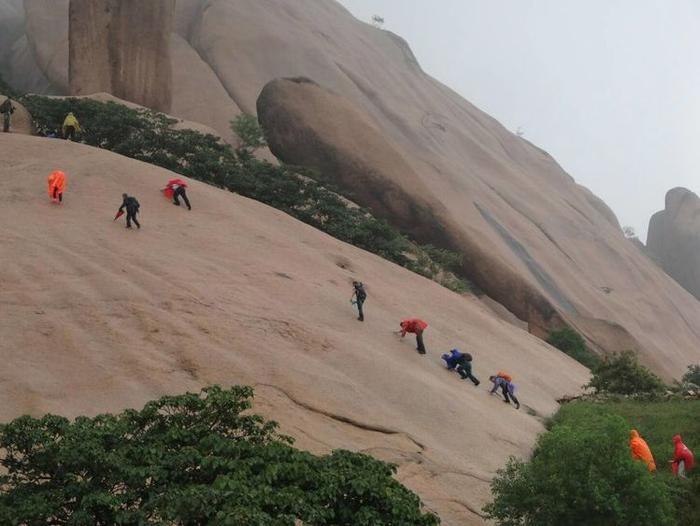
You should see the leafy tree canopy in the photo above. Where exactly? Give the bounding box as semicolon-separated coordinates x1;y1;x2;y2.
681;364;700;387
231;113;268;152
484;414;675;526
0;385;439;525
587;350;666;395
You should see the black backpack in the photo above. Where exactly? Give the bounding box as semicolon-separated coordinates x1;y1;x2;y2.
125;196;140;211
355;282;367;301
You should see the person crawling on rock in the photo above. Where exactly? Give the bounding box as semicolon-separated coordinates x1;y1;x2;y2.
442;349;480;386
164;178;192;210
350;281;367;321
1;97;15;133
116;193;141;229
47;170;67;203
489;372;520;409
398;318;428;355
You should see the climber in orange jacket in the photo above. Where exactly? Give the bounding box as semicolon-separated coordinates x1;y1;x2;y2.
630;429;656;472
398;318;428;355
47;170;67;203
670;434;694;477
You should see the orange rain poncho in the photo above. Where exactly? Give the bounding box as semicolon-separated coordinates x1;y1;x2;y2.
47;170;67;200
630;429;656;472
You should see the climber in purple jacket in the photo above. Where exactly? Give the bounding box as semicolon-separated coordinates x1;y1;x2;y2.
489;375;520;409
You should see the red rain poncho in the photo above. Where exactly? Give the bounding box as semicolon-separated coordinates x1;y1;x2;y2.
672;434;695;476
399;319;428;336
163;178;188;199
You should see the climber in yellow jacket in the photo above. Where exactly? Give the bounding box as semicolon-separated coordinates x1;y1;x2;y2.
630;429;656;472
62;112;81;141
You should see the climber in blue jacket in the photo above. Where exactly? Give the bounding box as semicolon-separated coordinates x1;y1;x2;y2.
441;349;480;386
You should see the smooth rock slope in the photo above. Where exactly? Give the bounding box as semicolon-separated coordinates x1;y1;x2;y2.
0;134;589;525
1;0;698;377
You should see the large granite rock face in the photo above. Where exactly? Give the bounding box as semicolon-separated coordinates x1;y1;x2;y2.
1;133;591;526
647;188;700;300
1;0;700;379
68;0;175;112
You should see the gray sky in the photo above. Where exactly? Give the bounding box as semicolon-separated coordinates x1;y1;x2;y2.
339;0;700;240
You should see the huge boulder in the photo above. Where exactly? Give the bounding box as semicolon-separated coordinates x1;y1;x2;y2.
647;188;700;300
68;0;175;113
258;77;568;339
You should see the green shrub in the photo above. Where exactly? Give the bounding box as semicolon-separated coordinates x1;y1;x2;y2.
22;95;469;295
231;113;267;152
681;364;700;386
484;414;675;526
0;386;439;525
546;327;600;368
586;351;666;395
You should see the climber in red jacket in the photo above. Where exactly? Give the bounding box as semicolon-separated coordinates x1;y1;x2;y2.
670;434;695;477
398;318;428;355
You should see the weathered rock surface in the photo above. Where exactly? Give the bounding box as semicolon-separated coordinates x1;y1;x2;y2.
1;0;700;379
0;134;590;526
255;76;700;379
68;0;175;112
257;78;570;340
647;188;700;301
24;0;69;92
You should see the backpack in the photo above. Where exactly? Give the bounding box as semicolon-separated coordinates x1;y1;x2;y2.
496;371;512;383
355;282;367;300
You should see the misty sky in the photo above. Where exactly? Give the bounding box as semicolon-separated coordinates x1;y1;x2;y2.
339;0;700;240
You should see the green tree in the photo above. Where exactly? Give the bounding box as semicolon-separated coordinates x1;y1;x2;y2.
681;364;700;386
546;327;599;369
484;414;675;526
0;386;438;525
231;113;267;152
586;351;665;395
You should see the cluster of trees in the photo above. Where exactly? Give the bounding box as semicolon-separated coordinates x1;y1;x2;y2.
489;329;700;525
681;364;700;387
0;386;439;525
484;413;678;525
22;96;471;294
547;327;681;398
586;350;666;396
